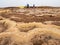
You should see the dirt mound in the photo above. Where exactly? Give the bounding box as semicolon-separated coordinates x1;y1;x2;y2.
0;19;60;45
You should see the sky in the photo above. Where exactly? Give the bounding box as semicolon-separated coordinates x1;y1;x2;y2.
0;0;60;7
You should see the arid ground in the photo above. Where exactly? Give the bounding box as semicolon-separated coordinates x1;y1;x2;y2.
0;7;60;45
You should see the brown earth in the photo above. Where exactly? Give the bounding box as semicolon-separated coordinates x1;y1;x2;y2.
0;7;60;45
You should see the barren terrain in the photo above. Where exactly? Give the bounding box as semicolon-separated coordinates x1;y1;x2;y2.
0;7;60;45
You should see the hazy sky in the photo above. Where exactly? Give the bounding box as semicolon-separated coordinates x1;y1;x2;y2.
0;0;60;7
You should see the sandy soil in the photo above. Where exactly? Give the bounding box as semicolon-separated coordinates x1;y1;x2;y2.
0;7;60;45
